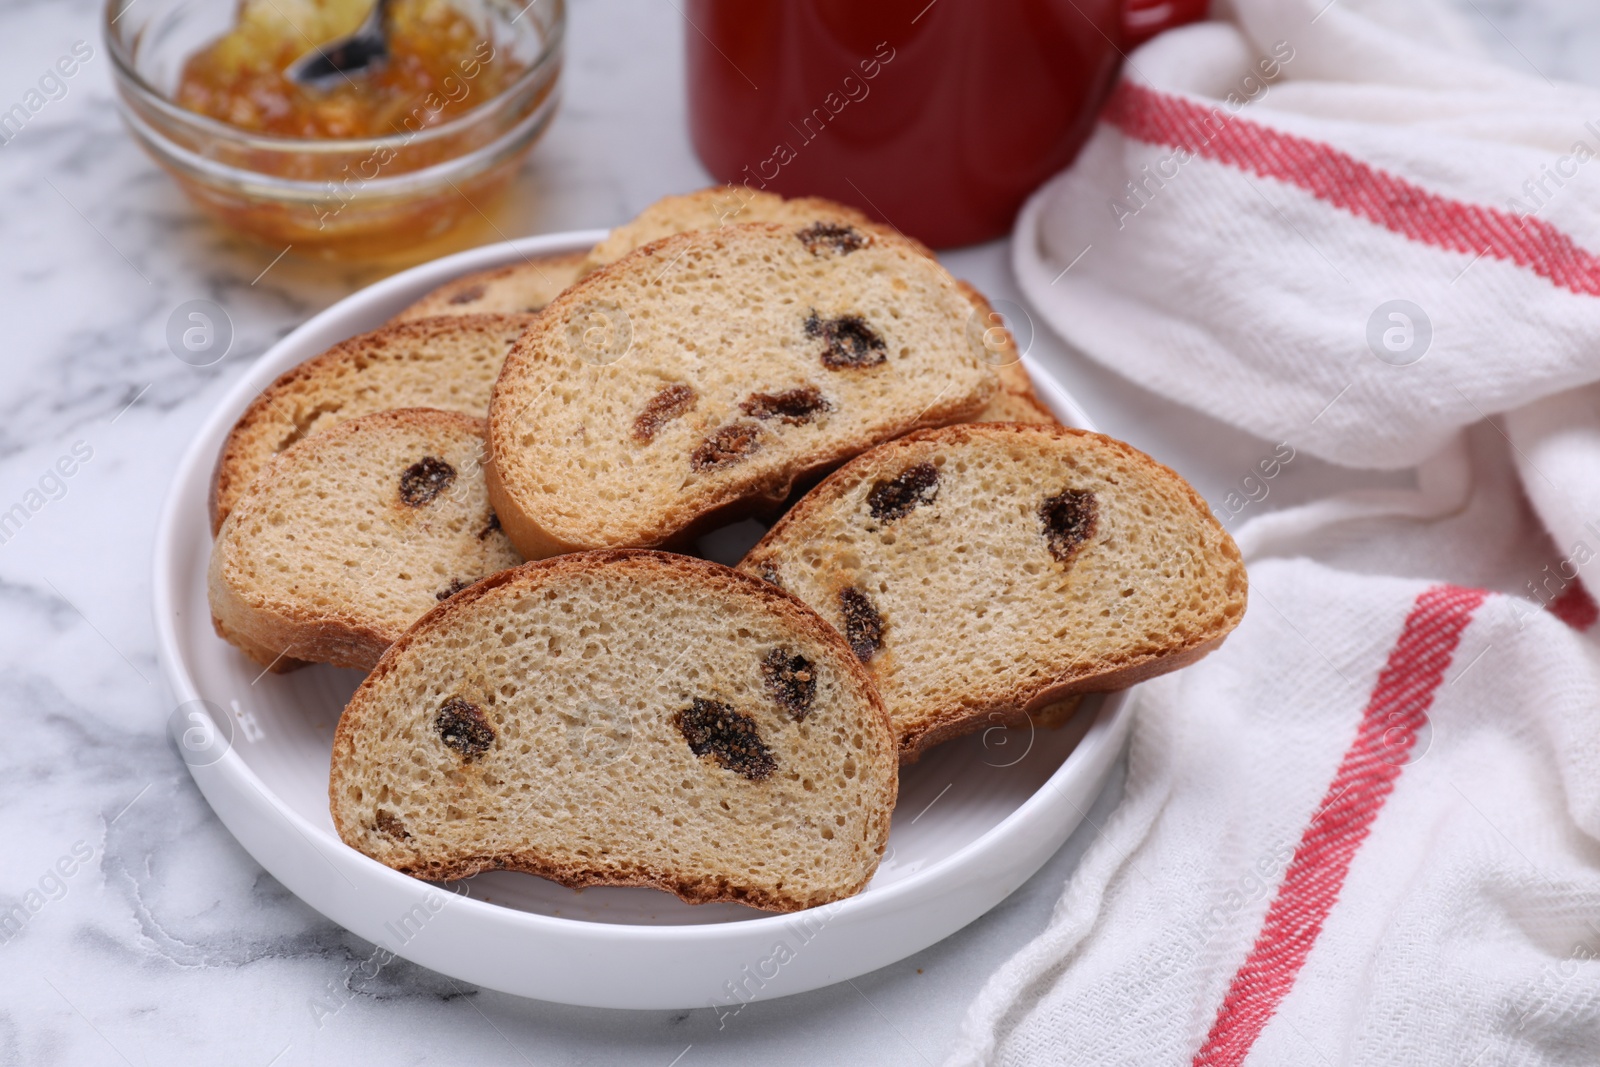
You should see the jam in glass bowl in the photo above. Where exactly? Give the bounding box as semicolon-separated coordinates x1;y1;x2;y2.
105;0;564;260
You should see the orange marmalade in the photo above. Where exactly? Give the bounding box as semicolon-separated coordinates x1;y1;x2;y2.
174;0;527;139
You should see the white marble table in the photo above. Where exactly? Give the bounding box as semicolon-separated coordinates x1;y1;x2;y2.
1;0;1593;1063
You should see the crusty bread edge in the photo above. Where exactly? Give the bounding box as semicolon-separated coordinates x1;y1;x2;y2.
328;549;900;913
208;313;535;536
206;609;314;674
896;636;1227;762
953;280;1058;424
739;422;1248;762
207;408;494;673
894;693;1088;765
576;188;920;276
389;249;591;323
485;224;997;558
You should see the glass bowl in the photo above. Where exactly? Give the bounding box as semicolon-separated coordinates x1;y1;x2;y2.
105;0;564;260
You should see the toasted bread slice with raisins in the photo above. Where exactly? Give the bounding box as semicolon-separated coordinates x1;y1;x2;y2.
577;187;906;274
581;189;1048;417
208;409;521;673
738;424;1247;760
390;251;590;323
486;222;998;558
328;549;897;913
210;314;534;535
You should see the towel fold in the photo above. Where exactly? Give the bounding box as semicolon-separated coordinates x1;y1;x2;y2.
952;1;1600;1062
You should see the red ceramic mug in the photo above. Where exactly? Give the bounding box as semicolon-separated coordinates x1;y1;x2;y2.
686;0;1205;249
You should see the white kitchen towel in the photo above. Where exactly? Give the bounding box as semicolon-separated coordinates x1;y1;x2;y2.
1013;0;1600;470
949;426;1600;1066
952;0;1600;1062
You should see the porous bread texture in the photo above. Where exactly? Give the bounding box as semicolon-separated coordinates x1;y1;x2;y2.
739;424;1248;761
390;251;590;323
486;223;998;558
579;187;896;274
208;409;521;673
329;550;898;913
209;313;534;534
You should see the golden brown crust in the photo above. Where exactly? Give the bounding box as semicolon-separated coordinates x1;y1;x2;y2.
389;250;590;322
208;579;398;672
578;188;912;275
952;280;1058;426
209;314;534;535
209;408;507;673
207;612;312;673
331;549;898;912
973;386;1057;425
742;423;1246;761
892;694;1088;765
375;848;838;912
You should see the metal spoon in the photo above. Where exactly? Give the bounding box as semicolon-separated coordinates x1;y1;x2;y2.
286;0;396;86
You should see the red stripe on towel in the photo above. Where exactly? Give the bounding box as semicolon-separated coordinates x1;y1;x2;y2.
1191;584;1488;1066
1549;581;1598;631
1104;81;1600;298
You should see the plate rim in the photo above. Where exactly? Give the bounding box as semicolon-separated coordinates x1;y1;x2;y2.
150;228;1129;987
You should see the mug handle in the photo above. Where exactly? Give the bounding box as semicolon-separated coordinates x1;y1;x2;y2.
1122;0;1208;47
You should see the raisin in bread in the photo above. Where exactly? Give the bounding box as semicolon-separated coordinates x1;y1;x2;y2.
391;251;589;323
578;187;897;274
209;409;521;673
738;424;1247;760
210;314;533;534
486;223;998;558
329;550;897;912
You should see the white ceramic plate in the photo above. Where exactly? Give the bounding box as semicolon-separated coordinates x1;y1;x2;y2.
151;230;1132;1010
